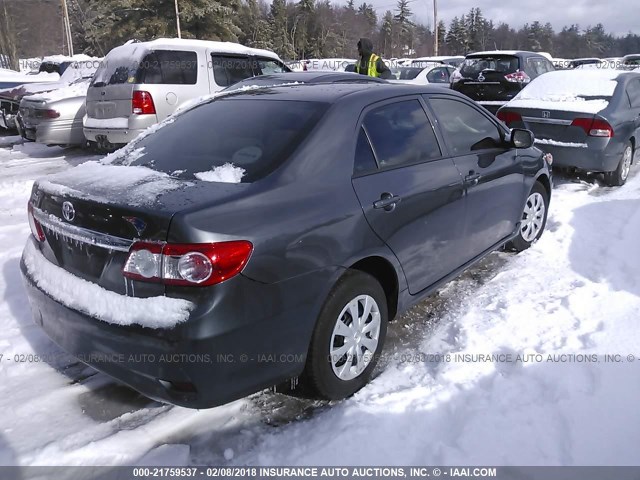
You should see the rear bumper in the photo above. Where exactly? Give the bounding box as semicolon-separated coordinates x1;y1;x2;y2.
476;101;508;114
35;118;85;146
533;143;619;172
20;238;339;408
83;126;146;145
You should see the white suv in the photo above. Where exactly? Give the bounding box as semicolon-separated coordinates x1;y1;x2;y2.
83;38;288;149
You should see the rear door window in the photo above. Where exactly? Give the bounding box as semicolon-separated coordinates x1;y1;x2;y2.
354;127;378;175
427;67;451;83
211;55;257;87
527;57;552;77
138;50;198;85
363;99;441;169
626;79;640;108
428;97;503;155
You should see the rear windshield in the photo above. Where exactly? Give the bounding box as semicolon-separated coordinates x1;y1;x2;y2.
460;56;520;77
120;98;328;182
92;49;197;86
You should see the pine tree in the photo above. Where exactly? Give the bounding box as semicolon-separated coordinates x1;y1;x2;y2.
393;0;413;56
269;0;294;58
85;0;242;52
380;10;393;57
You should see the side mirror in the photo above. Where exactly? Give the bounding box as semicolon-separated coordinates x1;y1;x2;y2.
511;128;534;149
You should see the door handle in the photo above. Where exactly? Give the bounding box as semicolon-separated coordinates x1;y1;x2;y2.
464;171;481;187
373;192;402;212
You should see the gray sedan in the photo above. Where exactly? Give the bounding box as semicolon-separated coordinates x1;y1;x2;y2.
497;69;640;186
18;79;90;147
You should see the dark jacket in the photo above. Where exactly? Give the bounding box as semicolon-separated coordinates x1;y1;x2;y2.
356;38;391;79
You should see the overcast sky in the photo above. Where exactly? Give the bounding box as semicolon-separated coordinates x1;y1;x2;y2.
364;0;640;36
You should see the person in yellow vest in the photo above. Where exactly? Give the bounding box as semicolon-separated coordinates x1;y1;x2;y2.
355;38;392;79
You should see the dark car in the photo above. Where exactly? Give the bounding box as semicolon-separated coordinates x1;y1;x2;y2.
567;58;603;69
623;54;640;69
224;71;387;91
22;83;551;408
497;69;640;186
451;50;556;114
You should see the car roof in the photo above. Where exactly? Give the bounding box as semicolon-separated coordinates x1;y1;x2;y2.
233;72;386;85
106;38;280;61
466;50;544;58
221;81;468;104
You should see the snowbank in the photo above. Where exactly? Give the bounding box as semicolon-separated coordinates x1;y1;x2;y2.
22;238;194;328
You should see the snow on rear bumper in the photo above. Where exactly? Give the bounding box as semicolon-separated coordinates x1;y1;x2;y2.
20;237;333;408
22;237;193;329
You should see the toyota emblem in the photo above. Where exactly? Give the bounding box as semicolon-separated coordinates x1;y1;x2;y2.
62;201;75;222
478;73;485;82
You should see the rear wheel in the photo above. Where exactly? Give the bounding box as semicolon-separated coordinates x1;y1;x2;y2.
302;270;388;400
604;142;633;187
507;181;549;252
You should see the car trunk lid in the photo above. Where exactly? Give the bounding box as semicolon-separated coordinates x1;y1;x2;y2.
30;170;251;298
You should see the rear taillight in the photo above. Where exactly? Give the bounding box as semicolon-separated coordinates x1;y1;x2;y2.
497;110;522;126
123;241;253;287
571;118;614;137
132;91;156;115
504;70;531;84
35;109;60;119
27;203;45;242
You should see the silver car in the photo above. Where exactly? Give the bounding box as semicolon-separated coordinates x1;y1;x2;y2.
84;38;288;150
19;78;91;146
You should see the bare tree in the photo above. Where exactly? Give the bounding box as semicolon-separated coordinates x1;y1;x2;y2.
0;0;19;69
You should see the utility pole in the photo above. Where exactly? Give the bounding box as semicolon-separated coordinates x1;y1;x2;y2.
175;0;182;38
433;0;438;55
61;0;74;56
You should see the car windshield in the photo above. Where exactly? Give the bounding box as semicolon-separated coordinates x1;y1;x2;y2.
391;67;422;80
460;56;519;76
117;98;328;183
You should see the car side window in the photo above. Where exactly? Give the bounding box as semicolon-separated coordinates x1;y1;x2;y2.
257;58;288;75
526;58;547;77
427;67;450;83
354;127;378;175
139;50;198;85
211;55;256;87
626;79;640;108
363;100;441;168
428;98;503;155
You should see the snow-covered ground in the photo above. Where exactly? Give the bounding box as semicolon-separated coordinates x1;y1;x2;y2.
1;136;639;466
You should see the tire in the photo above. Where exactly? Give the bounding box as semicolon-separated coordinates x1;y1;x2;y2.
302;270;388;400
604;142;633;187
507;181;549;252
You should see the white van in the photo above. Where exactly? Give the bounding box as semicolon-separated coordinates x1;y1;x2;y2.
84;38;288;148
